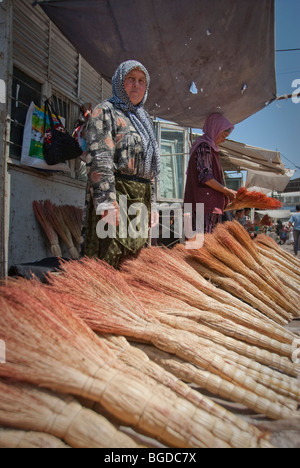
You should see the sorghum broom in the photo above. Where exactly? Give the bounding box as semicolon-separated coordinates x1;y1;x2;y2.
44;200;79;259
203;234;295;318
213;223;295;297
129;279;295;346
60;205;83;250
49;258;296;420
99;335;266;448
255;241;300;278
254;234;300;268
0;380;142;448
225;188;282;211
0;280;242;449
33;201;62;257
217;223;300;308
178;252;293;336
257;247;300;281
0;428;70;448
129;286;300;404
134;343;298;425
127;282;298;372
155;245;272;323
123;246;287;328
161;244;294;332
256;250;300;293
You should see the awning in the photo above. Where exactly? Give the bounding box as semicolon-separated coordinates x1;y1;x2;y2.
245;170;293;193
256;210;293;219
35;0;276;128
219;140;287;175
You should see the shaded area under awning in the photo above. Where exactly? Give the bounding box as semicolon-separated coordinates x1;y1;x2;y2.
35;0;276;128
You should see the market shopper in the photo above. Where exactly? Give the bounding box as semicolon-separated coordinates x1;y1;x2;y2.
184;113;237;234
289;205;300;256
81;60;160;268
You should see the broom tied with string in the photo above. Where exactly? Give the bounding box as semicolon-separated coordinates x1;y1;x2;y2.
44;200;79;259
123;245;289;336
202;232;296;319
127;281;299;379
95;335;266;448
133;343;298;429
48;257;297;421
0;380;142;448
100;335;271;442
212;224;300;314
254;234;300;270
0;428;70;449
0;279;253;449
60;205;83;251
33;201;62;257
176;249;294;337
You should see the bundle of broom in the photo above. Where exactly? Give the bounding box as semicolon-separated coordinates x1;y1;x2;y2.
127;281;299;379
213;223;300;314
174;243;289;327
254;234;300;275
180;222;298;324
134;341;300;418
0;428;70;448
59;204;83;251
33;201;62;257
202;230;297;320
225;187;282;211
0;279;264;448
253;237;300;295
48;257;297;421
43;200;79;259
99;335;272;441
259;215;273;227
92;334;267;447
0;379;141;448
122;245;290;334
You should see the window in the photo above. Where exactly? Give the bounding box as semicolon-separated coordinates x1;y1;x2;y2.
157;123;188;201
10;67;42;159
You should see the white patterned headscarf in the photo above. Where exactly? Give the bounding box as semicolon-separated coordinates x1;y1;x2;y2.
109;60;160;179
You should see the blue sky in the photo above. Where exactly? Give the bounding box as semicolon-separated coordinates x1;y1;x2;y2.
229;0;300;180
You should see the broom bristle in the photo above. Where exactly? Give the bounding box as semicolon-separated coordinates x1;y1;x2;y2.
33;201;62;257
44;200;79;259
225;188;282;211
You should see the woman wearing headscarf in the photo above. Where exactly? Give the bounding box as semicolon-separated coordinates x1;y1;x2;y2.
184;113;236;235
81;60;160;268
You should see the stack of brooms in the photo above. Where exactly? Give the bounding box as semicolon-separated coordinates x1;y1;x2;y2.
0;219;299;447
33;200;83;259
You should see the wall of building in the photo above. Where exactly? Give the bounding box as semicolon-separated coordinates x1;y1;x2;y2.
0;0;112;274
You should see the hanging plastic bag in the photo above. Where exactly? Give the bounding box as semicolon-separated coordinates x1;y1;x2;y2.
21;101;70;172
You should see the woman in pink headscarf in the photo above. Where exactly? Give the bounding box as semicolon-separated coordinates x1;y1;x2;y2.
184;113;237;234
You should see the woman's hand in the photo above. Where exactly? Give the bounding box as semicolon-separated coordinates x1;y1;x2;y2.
224;188;237;201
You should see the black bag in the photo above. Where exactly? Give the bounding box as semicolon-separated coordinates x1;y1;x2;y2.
43;99;83;166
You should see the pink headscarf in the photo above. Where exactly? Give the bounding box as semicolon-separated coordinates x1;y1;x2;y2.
191;113;234;153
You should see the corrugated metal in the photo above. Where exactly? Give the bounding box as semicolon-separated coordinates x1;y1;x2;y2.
13;0;49;82
80;59;102;106
49;23;79;100
102;78;112;101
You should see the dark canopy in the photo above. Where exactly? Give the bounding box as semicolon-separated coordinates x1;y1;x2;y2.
36;0;276;128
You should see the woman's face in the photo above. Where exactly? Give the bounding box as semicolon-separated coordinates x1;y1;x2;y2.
215;129;231;146
124;69;147;106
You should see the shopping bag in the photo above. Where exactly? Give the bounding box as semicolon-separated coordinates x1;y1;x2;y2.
21;101;70;172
